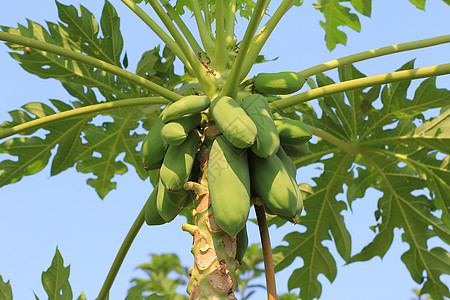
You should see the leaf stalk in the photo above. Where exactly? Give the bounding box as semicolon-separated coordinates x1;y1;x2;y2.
146;0;216;96
0;32;181;102
241;0;297;78
191;0;215;56
119;0;192;71
270;63;450;111
97;201;146;300
214;0;228;74
221;0;270;98
160;0;205;56
0;97;168;140
299;34;450;78
309;126;359;154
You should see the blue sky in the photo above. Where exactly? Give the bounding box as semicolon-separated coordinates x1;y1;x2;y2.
0;0;449;299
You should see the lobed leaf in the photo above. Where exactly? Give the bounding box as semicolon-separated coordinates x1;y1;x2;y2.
0;275;13;300
41;248;73;300
274;61;450;299
273;152;353;300
313;0;361;50
0;2;142;99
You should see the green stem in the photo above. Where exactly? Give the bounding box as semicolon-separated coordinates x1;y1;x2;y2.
120;0;192;71
309;126;358;154
160;0;205;56
147;0;216;96
270;63;450;111
225;0;236;45
221;0;270;98
214;0;228;74
0;32;181;102
0;97;168;140
254;204;277;300
241;0;297;78
97;200;147;300
191;0;215;56
299;34;450;78
202;0;212;34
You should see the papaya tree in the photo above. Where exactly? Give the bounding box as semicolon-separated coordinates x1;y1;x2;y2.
0;0;449;299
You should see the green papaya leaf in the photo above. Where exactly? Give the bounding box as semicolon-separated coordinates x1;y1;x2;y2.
0;89;163;198
273;61;450;299
0;275;13;300
313;0;361;50
56;0;123;66
40;248;72;300
0;4;140;99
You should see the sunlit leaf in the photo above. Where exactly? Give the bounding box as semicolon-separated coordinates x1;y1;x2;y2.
0;275;13;300
41;248;72;300
313;0;361;50
272;61;450;299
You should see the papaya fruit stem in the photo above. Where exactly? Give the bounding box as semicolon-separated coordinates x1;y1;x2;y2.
182;223;198;235
255;204;277;300
184;181;208;195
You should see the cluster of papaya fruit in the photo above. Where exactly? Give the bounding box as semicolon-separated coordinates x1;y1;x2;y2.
141;72;311;242
140;95;211;225
207;93;311;237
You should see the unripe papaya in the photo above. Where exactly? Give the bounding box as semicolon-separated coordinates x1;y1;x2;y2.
235;224;248;264
141;112;168;170
156;179;188;222
209;96;257;149
161;95;210;123
283;142;310;157
160;130;200;191
208;136;251;236
253;72;305;95
161;113;202;146
274;118;312;146
144;186;166;225
276;146;297;178
266;182;303;224
241;94;280;158
248;152;299;218
289;190;303;224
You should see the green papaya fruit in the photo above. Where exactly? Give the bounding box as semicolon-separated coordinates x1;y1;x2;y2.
276;146;297;178
208;136;251;236
241;94;280;158
274;118;312;146
141;112;168;170
156;179;188;222
161;95;210;123
265;182;303;224
161;113;202;146
209;95;257;149
144;186;166;225
289;190;303;224
248;152;299;218
160;130;200;191
283;142;309;157
253;72;305;95
235;224;248;264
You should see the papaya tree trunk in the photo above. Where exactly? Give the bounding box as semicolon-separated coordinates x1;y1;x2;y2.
183;141;239;299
